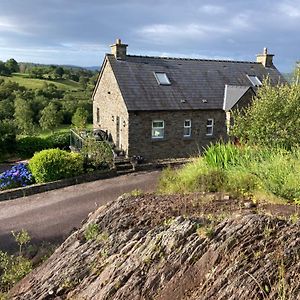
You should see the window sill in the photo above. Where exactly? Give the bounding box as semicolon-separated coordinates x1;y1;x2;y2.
151;137;167;142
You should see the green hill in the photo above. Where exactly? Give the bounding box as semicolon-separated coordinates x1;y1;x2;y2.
0;73;82;90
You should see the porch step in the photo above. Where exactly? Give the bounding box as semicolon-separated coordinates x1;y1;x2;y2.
115;162;133;171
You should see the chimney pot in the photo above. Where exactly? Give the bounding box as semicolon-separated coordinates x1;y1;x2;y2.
110;38;128;60
256;47;274;68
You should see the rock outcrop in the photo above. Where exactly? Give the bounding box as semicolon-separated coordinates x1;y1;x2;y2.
9;193;300;299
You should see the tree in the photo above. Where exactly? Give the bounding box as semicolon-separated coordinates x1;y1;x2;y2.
0;119;16;153
0;61;11;76
39;102;62;132
5;58;19;73
14;97;35;135
231;82;300;149
72;107;88;131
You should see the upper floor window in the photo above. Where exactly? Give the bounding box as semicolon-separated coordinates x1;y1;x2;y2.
152;120;164;139
206;119;214;136
154;72;171;85
183;119;191;137
247;75;262;87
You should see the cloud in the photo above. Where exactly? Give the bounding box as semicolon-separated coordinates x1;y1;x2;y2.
0;16;29;35
137;23;231;44
200;5;225;15
277;2;300;18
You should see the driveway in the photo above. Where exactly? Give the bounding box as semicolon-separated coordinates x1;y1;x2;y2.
0;170;160;253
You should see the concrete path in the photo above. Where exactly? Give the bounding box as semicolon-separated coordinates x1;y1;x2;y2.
0;170;160;252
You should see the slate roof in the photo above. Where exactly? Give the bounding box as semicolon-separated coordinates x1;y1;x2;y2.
223;85;253;111
107;54;286;111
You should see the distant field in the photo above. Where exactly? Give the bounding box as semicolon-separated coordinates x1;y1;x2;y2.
0;73;82;90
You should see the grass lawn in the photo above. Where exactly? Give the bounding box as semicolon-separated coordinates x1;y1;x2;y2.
0;73;82;90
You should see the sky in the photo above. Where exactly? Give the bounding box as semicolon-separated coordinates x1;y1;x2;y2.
0;0;299;72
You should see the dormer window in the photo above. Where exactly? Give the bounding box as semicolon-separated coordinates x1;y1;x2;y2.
154;72;171;85
247;75;262;87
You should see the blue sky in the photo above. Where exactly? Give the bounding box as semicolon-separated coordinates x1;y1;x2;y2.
0;0;299;72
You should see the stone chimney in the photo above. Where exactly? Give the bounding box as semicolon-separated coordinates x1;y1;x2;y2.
110;38;128;60
256;47;274;68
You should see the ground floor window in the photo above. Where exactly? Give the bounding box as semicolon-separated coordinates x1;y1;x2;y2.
96;107;100;123
206;119;214;136
183;119;191;137
152;120;164;139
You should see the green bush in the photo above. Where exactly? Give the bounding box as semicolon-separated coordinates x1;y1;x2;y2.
81;138;114;170
46;132;70;149
29;149;84;183
158;160;226;194
16;136;51;157
0;119;16;155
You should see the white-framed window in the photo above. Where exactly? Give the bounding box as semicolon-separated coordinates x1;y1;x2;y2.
154;72;171;85
206;119;214;136
247;75;262;87
152;120;164;139
183;119;191;137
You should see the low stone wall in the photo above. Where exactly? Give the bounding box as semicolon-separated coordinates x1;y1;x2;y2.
0;169;117;202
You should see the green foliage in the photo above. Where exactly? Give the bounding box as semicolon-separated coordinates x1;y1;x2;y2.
0;230;32;293
29;148;84;183
84;223;100;241
0;119;16;154
16;136;51;157
14;97;35;135
11;229;31;256
39;102;63;132
81;138;114;170
231;83;300;149
46;131;70;149
5;59;19;73
72;107;88;131
159;143;300;203
158;161;226;194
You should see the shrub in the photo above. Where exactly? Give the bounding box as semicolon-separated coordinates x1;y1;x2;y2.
46;132;70;150
158;159;226;194
0;119;16;155
29;149;84;183
16;136;51;157
81;138;114;170
0;163;34;190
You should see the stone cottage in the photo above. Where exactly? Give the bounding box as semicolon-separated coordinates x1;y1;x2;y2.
92;39;285;160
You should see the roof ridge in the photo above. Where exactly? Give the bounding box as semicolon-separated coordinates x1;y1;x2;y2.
126;54;260;64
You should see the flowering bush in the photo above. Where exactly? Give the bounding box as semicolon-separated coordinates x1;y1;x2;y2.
0;163;35;191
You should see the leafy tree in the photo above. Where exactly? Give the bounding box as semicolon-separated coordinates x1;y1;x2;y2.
0;61;11;76
39;102;62;132
14;97;35;135
0;119;16;153
0;99;14;120
231;82;300;149
5;58;19;73
54;66;64;78
72;107;88;131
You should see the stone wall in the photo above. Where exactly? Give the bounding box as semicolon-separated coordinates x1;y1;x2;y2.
93;59;129;153
128;110;227;160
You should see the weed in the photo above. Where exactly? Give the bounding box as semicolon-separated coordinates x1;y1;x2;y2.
84;223;100;241
0;230;32;293
289;213;299;224
129;189;144;197
196;224;214;239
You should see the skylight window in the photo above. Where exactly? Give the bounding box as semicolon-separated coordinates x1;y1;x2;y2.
154;72;171;85
247;75;262;87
